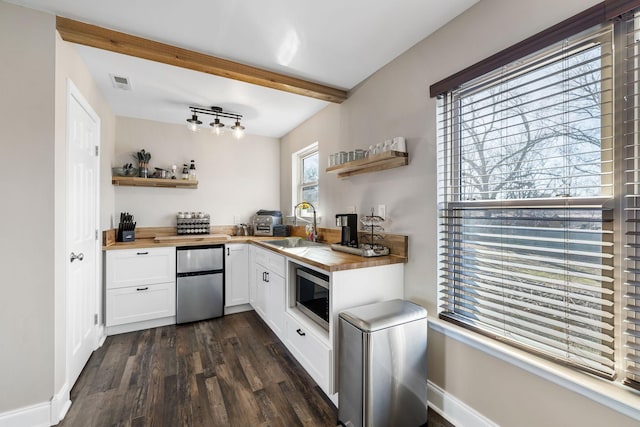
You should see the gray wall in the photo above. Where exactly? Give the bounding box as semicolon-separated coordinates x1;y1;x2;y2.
0;0;117;414
111;117;280;228
0;1;55;411
281;0;640;425
54;29;117;401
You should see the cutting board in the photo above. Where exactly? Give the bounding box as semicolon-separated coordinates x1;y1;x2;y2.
154;233;230;242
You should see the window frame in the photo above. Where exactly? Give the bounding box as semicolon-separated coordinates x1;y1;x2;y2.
437;24;618;379
292;142;319;217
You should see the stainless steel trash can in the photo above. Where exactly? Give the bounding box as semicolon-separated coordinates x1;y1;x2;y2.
338;299;428;427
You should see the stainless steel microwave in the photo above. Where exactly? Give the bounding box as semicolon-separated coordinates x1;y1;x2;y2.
295;267;330;330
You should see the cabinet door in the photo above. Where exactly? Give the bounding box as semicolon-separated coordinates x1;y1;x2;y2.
249;246;257;307
225;244;249;307
285;313;332;393
106;247;176;289
253;267;268;320
106;282;176;326
267;271;286;339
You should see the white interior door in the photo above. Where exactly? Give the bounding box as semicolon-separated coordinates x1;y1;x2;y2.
67;80;100;387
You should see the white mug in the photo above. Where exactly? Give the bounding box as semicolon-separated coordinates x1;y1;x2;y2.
392;136;406;152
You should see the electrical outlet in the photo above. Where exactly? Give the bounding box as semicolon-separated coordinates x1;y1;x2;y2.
378;204;386;220
347;206;356;214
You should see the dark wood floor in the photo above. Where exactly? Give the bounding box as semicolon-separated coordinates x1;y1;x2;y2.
59;310;453;427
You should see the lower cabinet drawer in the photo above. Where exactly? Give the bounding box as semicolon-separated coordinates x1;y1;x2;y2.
285;313;332;392
254;247;285;277
106;282;176;327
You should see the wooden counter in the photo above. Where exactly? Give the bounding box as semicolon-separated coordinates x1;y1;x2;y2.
251;240;405;272
103;227;408;272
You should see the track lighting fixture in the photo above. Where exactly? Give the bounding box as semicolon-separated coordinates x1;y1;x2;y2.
186;106;245;138
231;120;245;139
186;113;202;132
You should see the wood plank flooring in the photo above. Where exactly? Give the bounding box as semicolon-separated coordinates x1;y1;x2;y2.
58;310;453;427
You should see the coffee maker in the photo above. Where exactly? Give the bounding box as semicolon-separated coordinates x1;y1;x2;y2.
336;214;358;247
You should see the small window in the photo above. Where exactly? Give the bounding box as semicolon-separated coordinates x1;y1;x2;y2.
293;142;319;213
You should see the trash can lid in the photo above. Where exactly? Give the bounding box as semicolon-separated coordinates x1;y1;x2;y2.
339;299;427;332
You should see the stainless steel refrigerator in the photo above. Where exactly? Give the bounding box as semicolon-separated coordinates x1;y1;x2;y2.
176;245;224;324
338;299;428;427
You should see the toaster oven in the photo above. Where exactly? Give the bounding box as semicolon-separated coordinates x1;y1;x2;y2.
252;210;283;236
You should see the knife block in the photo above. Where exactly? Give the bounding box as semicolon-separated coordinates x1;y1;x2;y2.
117;229;135;242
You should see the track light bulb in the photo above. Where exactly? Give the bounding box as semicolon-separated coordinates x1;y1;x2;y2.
210;118;225;136
231;120;245;139
186;113;202;132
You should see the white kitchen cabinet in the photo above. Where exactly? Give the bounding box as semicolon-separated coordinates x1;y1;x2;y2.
106;282;175;326
285;312;332;392
284;257;404;402
225;244;249;307
250;246;286;339
106;247;175;289
252;264;267;319
105;247;176;335
266;270;286;338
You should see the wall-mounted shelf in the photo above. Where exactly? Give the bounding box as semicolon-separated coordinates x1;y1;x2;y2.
112;176;198;189
325;150;408;178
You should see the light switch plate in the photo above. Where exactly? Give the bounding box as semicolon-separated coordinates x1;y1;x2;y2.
378;204;386;220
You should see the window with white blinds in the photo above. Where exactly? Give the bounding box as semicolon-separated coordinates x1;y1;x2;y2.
437;26;616;378
623;12;640;391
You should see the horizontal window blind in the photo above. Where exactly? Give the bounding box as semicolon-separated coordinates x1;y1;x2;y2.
622;11;640;391
437;26;616;378
439;206;615;376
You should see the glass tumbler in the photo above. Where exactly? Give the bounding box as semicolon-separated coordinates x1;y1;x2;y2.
339;151;348;164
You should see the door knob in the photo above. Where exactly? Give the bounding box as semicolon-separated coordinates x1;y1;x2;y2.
70;252;84;262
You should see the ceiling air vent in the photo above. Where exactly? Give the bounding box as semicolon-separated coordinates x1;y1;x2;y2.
109;74;132;91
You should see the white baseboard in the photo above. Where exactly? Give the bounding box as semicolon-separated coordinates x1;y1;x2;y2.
106;316;176;335
97;324;107;347
0;401;50;427
50;382;72;425
224;304;252;315
428;380;498;427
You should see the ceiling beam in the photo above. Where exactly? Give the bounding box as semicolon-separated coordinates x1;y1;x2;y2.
56;16;348;104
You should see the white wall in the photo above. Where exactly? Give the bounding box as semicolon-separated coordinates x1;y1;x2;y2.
281;0;640;425
54;32;116;403
0;1;55;412
113;117;280;227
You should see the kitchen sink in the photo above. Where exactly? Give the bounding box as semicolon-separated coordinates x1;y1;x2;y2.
261;238;325;248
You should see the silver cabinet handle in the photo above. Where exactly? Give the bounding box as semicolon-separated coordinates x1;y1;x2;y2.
70;252;84;262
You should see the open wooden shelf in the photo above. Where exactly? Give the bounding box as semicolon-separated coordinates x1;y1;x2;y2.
325;150;408;178
112;176;198;189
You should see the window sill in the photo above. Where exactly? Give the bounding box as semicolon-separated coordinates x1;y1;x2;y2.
428;317;640;421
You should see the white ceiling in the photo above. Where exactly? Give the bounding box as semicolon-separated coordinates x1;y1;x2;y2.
8;0;479;137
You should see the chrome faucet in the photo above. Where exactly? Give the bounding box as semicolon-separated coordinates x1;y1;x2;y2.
293;201;317;242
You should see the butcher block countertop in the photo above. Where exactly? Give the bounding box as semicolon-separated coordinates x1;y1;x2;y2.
103;226;408;272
